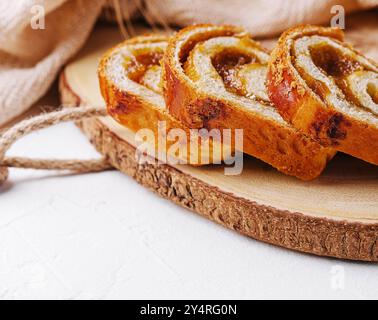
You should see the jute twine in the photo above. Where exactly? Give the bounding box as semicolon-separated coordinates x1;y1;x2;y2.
0;106;113;186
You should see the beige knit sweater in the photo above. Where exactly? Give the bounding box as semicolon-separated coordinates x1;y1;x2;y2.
0;0;377;126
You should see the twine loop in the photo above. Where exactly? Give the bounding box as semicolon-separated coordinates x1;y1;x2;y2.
0;106;113;186
0;167;8;184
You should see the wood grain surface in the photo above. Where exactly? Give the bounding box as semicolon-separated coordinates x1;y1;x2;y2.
60;14;378;261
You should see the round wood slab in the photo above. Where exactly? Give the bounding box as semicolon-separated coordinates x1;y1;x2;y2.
60;24;378;262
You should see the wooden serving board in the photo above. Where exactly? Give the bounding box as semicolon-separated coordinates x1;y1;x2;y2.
60;20;378;262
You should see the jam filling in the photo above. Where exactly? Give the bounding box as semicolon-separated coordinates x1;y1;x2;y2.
310;44;363;78
368;83;378;105
126;52;163;84
212;49;254;95
297;43;373;108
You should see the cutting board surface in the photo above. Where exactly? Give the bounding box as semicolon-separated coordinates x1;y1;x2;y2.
61;19;378;261
65;25;378;223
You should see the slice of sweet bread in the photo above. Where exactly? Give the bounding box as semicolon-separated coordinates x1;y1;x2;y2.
162;24;335;180
268;25;378;165
98;35;227;165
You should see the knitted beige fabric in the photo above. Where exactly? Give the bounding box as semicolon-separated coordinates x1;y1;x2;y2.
0;0;105;126
0;0;376;126
147;0;377;36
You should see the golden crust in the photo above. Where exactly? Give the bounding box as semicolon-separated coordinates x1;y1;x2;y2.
98;35;226;165
98;35;171;136
267;25;378;165
163;24;335;181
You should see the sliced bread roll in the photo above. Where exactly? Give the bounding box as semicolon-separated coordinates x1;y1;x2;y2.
162;24;335;180
98;35;227;165
268;25;378;165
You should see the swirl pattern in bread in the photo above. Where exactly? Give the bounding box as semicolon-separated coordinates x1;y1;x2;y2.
163;24;335;180
268;25;378;165
98;35;226;165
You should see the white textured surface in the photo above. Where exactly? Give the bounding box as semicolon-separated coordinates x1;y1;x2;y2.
1;121;378;300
